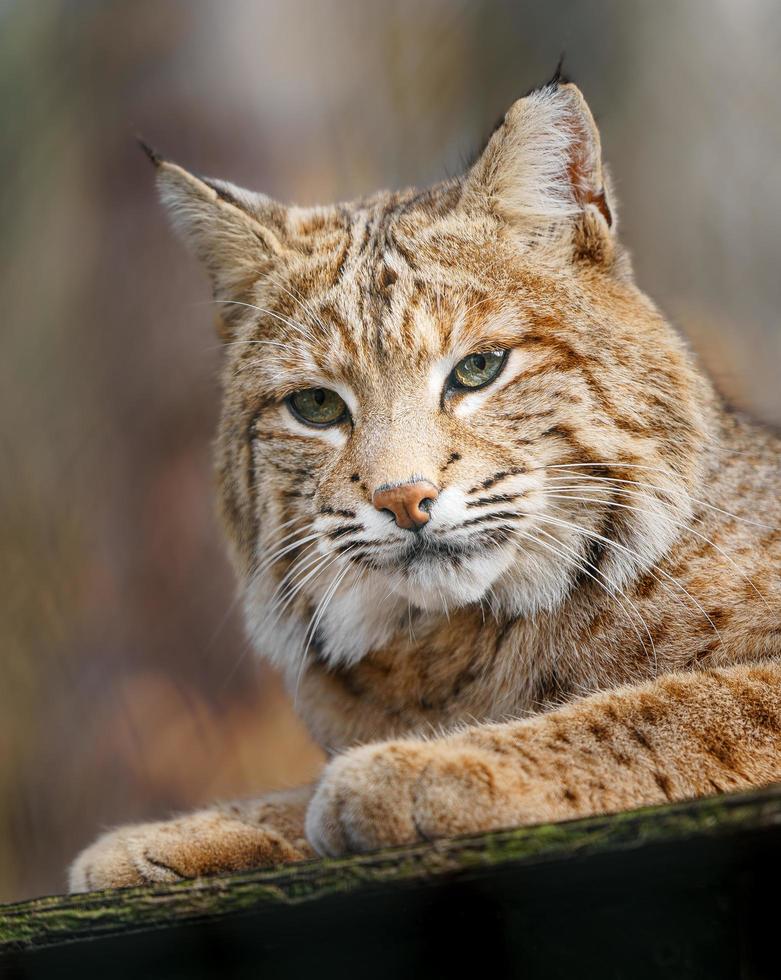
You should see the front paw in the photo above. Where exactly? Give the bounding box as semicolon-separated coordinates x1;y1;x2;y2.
69;810;303;893
305;738;527;857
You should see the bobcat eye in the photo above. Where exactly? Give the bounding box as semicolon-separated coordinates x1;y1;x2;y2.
287;387;347;426
450;350;507;390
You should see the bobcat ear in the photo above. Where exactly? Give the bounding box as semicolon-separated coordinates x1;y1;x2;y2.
140;141;288;337
463;82;616;264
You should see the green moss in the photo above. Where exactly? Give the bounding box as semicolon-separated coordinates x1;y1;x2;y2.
2;785;780;953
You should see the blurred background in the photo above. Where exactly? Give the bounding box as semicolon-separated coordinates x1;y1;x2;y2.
1;0;780;902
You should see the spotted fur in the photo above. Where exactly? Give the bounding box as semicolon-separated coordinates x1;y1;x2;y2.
70;81;781;891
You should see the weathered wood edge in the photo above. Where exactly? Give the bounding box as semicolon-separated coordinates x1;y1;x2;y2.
3;784;781;954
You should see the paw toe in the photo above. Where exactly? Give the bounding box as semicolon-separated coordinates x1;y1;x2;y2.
69;811;305;893
69;828;157;892
306;742;429;856
306;740;524;857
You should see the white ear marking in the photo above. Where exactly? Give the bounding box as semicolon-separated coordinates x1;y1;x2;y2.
462;82;615;244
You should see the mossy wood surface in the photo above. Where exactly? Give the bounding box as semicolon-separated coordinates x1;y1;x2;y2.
2;785;781;978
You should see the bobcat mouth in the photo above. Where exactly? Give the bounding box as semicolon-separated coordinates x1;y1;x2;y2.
354;525;513;572
406;536;470;559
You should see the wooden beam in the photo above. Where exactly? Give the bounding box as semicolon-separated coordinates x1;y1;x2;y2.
2;786;780;977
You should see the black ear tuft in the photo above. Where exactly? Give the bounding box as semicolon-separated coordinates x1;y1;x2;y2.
520;55;573;100
467;56;575;171
547;53;571;88
137;137;164;168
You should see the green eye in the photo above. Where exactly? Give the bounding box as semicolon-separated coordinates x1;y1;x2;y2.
288;387;347;426
451;350;507;390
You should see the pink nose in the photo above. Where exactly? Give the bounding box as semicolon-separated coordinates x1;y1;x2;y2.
372;480;439;530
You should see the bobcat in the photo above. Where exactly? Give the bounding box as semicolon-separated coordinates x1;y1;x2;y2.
70;78;781;891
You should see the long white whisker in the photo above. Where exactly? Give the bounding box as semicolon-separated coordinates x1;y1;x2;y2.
531;509;726;650
220;517;312;688
252;530;327;580
207;299;312;340
262;544;328;627
219;339;292;352
541;491;771;611
254;527;320;567
266;547;344;632
274;514;312;534
293;552;356;709
303;555;355;655
545;464;779;531
263;269;329;336
379;567;407;605
514;524;656;665
248;516;312;577
545;480;741;540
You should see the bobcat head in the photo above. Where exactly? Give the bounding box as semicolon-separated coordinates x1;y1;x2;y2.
151;80;712;677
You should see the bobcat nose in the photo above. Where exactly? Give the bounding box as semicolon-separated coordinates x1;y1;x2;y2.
372;480;439;531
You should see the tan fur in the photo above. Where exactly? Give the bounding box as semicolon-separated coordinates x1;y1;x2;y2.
69;81;781;892
70;787;314;890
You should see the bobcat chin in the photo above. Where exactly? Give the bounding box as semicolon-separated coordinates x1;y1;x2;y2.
70;79;781;893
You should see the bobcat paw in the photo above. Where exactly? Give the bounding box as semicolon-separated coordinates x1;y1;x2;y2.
69;810;304;892
306;738;526;857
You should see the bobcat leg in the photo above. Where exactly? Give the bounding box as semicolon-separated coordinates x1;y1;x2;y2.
307;662;781;855
69;784;315;892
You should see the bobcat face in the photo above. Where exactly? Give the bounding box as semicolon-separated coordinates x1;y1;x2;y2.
155;81;711;673
246;240;542;616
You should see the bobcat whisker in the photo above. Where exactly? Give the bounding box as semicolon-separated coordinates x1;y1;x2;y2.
264;542;329;617
379;566;409;605
267;547;350;634
249;513;310;564
253;529;327;579
302;549;359;656
262;269;330;337
544;480;731;530
248;518;313;578
532;510;725;651
218;515;309;650
256;513;311;548
437;584;452;622
221;519;318;686
208;299;312;341
406;593;419;643
254;530;322;573
514;524;657;666
274;513;313;533
541;491;771;611
218;339;293;352
544;464;780;531
294;550;359;709
218;632;262;693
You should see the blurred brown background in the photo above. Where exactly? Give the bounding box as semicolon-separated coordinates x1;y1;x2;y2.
1;0;780;902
